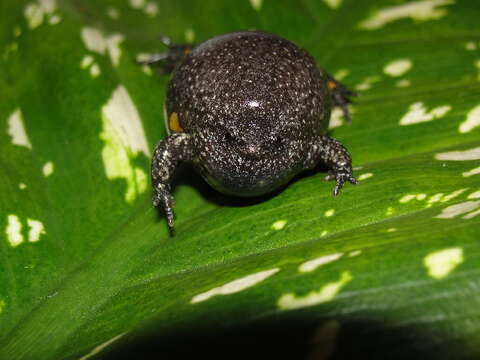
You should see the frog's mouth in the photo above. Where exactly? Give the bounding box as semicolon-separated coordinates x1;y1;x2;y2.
195;153;300;198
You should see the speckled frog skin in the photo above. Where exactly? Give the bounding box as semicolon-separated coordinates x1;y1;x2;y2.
140;31;357;230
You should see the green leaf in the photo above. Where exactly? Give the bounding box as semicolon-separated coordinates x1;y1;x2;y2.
1;0;480;359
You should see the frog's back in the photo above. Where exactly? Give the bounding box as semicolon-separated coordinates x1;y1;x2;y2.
167;31;331;134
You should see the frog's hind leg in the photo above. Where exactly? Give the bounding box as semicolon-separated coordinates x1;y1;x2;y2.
136;36;193;74
326;73;357;122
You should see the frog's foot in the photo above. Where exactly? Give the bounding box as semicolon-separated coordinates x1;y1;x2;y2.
153;183;176;229
324;168;358;196
326;73;357;122
136;35;193;74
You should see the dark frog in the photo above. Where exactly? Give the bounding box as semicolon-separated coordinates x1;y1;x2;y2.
139;31;358;230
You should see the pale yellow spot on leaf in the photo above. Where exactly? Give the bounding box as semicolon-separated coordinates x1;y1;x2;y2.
459;105;480;134
299;253;343;273
396;79;411;88
42;161;54;177
100;85;150;203
435;200;480;219
322;0;343;9
144;2;158;16
468;190;480;199
358;173;373;180
383;59;412;77
249;0;263;11
27;218;45;242
324;209;335;217
7;109;32;149
463;166;480;177
441;188;468;202
6;215;23;247
79;334;126;360
435;147;480;161
358;0;455;30
277;272;352;310
424;247;463;279
106;7;120;19
348;250;361;257
399;102;451;125
191;268;279;304
271;219;287;231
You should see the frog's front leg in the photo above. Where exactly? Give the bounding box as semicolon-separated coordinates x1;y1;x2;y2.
151;133;195;230
306;135;358;196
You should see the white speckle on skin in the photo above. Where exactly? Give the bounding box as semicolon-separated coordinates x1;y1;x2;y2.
468;190;480;199
249;0;263;11
299;253;343;273
42;161;54;177
90;63;101;78
424;248;463;279
100;86;150;203
6;215;24;247
358;0;455;30
396;79;411;88
399;102;451;125
465;41;476;51
81;55;94;69
459;105;480;134
19;183;27;190
463;167;480;177
185;28;195;43
277;272;352;310
383;59;412;77
358;173;373;180
191;268;279;304
271;219;287;230
435;200;480;219
387;228;397;232
324;209;335;217
435;147;480;161
322;0;343;9
27;218;45;242
79;334;126;360
7;109;32;149
80;27;124;67
320;230;328;237
107;7;120;19
348;250;361;257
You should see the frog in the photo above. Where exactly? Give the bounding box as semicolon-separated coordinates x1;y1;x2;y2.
139;31;358;231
